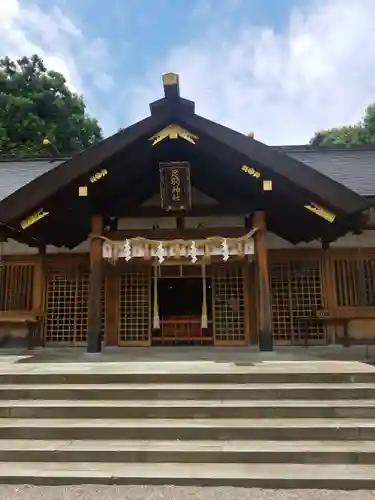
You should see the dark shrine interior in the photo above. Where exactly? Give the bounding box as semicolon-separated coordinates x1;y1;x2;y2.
152;277;213;345
158;277;212;317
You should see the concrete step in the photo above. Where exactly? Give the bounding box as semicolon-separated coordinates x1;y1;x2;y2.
0;371;374;385
1;399;375;419
0;461;374;488
1;383;375;400
0;418;374;440
0;439;374;464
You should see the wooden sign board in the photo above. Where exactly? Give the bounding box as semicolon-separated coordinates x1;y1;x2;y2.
159;162;192;211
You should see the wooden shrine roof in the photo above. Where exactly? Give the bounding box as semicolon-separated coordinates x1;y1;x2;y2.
0;73;371;248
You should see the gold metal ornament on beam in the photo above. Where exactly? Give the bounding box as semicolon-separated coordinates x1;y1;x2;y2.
90;168;108;184
263;180;273;191
241;164;272;190
150;124;199;146
20;209;49;229
78;186;88;197
241;165;261;178
304;202;336;223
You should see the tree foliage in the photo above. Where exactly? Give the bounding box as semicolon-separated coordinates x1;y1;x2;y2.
310;104;375;147
0;55;103;155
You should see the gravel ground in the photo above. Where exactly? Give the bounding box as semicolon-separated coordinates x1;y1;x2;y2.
1;486;375;500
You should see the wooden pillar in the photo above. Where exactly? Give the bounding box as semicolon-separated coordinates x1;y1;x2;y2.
32;245;47;347
105;264;119;346
321;246;336;344
244;216;253;344
253;211;273;351
87;215;103;353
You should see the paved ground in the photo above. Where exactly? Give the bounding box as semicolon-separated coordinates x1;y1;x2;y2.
0;346;374;374
0;344;375;365
1;486;375;499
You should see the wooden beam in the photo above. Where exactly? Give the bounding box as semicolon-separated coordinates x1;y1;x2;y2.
253;211;273;351
176;216;184;230
105;227;250;240
0;222;46;248
103;205;253;217
87;214;103;353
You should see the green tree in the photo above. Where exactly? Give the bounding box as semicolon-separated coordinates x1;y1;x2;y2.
310;104;375;147
0;55;103;155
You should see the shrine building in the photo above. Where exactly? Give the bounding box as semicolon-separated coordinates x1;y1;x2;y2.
0;73;375;352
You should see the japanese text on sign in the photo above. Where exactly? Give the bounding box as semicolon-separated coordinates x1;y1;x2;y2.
170;169;181;202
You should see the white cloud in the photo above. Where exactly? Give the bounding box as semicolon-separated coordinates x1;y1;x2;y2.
0;0;115;131
128;0;375;145
2;0;375;144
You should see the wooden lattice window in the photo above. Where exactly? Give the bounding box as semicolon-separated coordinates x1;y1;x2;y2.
118;269;150;344
270;259;326;344
212;265;245;343
45;265;89;344
0;263;34;311
334;257;375;307
270;263;291;343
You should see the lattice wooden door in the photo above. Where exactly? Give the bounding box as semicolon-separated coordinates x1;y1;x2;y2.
270;259;326;345
118;269;151;345
212;265;246;344
45;264;89;345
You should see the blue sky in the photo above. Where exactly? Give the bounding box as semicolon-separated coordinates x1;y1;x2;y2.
65;0;296;69
1;0;375;144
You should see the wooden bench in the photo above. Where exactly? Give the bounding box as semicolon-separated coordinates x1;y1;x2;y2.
315;308;375;346
0;311;43;349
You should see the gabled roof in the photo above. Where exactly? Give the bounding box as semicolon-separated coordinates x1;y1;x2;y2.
0;73;371;247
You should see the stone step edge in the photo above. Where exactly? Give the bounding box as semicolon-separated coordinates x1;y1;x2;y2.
1;439;375;452
2;399;375;407
0;417;374;427
1;383;375;389
0;462;374;488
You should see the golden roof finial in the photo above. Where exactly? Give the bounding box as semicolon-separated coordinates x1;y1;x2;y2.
248;131;255;138
162;73;179;86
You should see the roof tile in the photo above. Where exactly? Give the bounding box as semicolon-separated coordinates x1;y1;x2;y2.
0;160;64;201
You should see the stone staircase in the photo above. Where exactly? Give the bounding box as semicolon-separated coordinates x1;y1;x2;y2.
0;365;375;488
